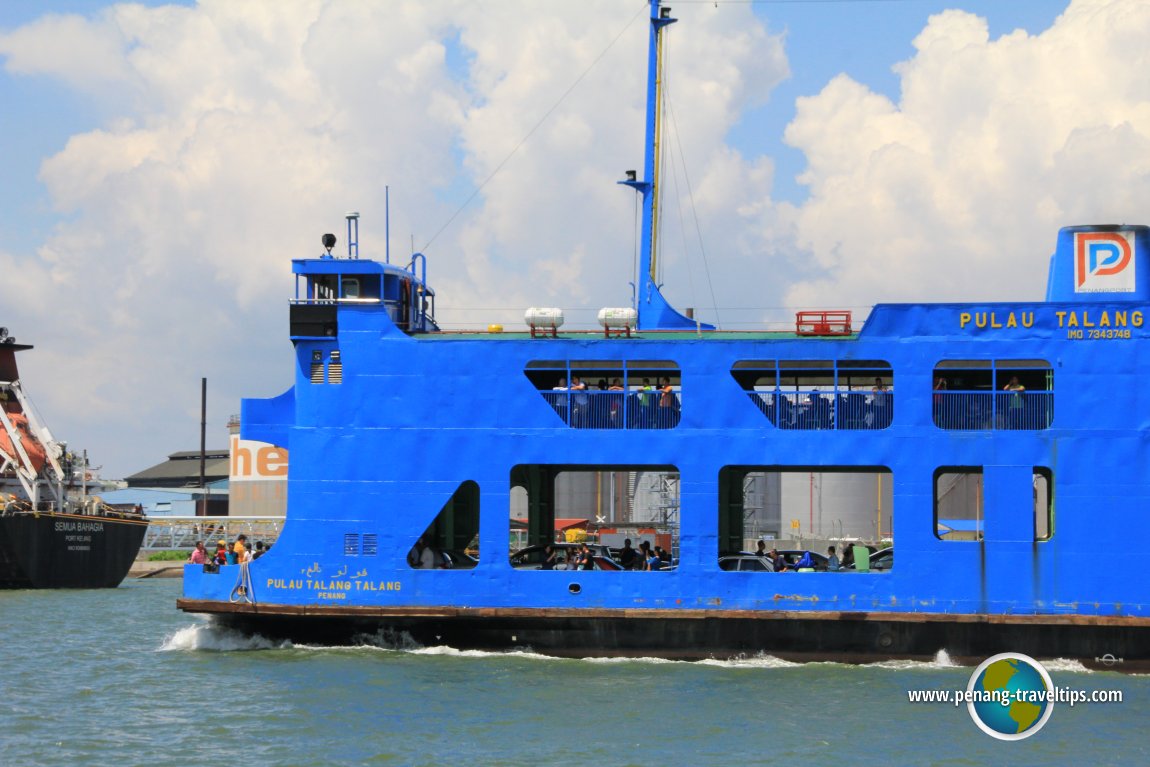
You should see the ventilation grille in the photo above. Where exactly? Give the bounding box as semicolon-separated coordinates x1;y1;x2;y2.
343;533;360;556
362;533;378;556
310;362;325;384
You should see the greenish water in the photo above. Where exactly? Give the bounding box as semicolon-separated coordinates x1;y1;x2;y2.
0;579;1143;766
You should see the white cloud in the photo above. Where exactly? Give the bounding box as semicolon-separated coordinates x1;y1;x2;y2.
783;0;1150;308
0;1;785;476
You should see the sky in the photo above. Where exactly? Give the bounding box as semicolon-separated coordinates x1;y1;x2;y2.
1;0;1145;479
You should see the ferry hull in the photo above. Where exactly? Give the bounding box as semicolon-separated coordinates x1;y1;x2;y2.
178;599;1148;672
0;513;148;589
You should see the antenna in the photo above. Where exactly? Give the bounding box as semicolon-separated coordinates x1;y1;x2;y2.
345;212;360;259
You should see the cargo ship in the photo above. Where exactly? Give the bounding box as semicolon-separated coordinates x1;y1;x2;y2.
0;329;147;588
180;1;1150;669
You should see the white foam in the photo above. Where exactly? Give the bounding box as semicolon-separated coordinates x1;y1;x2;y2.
870;649;962;670
159;622;290;652
1041;658;1093;674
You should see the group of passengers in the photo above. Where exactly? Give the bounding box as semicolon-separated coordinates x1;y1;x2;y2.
615;538;672;571
188;535;268;567
540;543;599;571
549;376;680;429
752;540;845;572
761;377;892;431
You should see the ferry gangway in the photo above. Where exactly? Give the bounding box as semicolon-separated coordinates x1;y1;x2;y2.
141;516;284;551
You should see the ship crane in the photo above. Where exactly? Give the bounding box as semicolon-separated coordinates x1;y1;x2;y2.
0;379;71;513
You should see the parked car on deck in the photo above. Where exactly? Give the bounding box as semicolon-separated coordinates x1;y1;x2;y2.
510;543;620;570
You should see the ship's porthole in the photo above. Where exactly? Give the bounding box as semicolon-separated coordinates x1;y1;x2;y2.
877;631;894;649
568;583;582;594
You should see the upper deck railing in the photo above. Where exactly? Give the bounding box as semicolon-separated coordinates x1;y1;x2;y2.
748;390;892;430
933;390;1053;431
543;389;680;429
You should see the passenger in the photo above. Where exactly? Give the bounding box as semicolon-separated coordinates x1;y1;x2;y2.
608;378;625;427
646;547;662;572
570;376;589;427
755;540;768;559
933;376;948;425
618;538;637;570
841;545;855;569
826;546;840;572
638;540;652;569
872;377;888;399
582;545;596;571
252;541;266;560
232;534;248;564
869;377;890;428
768;548;787;572
188;541;207;565
418;537;438;570
1003;376;1026;428
541;544;557;570
407;537;425;567
214;541;228;566
657;377;678;427
636;378;654;427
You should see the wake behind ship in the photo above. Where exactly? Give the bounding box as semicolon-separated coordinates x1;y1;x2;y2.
0;329;147;588
180;1;1150;668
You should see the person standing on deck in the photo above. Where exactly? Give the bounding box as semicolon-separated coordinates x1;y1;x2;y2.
188;541;206;565
232;534;247;564
618;539;637;570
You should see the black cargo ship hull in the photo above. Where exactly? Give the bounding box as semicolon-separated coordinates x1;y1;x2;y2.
0;512;148;588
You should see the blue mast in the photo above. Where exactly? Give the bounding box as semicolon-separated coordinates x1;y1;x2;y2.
620;0;713;331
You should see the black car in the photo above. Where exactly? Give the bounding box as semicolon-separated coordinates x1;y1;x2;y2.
510;543;620;570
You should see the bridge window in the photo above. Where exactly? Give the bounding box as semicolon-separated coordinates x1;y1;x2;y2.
525;360;681;429
510;465;679;570
933;360;1053;430
718;466;892;571
731;360;893;430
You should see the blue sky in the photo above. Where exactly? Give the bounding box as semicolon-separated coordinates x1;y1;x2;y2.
1;0;1143;478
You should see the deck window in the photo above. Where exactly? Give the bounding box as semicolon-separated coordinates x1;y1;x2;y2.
717;466;893;571
731;360;893;430
933;359;1053;430
525;360;681;429
935;466;1054;541
510;464;679;570
1034;467;1053;541
405;480;480;569
935;468;983;541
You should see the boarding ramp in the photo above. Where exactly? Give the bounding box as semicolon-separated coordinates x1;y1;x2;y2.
142;516;284;551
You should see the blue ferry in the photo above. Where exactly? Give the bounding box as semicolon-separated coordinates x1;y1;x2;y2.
180;2;1150;669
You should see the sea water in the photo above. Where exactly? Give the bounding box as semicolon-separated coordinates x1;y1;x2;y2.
0;578;1144;767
